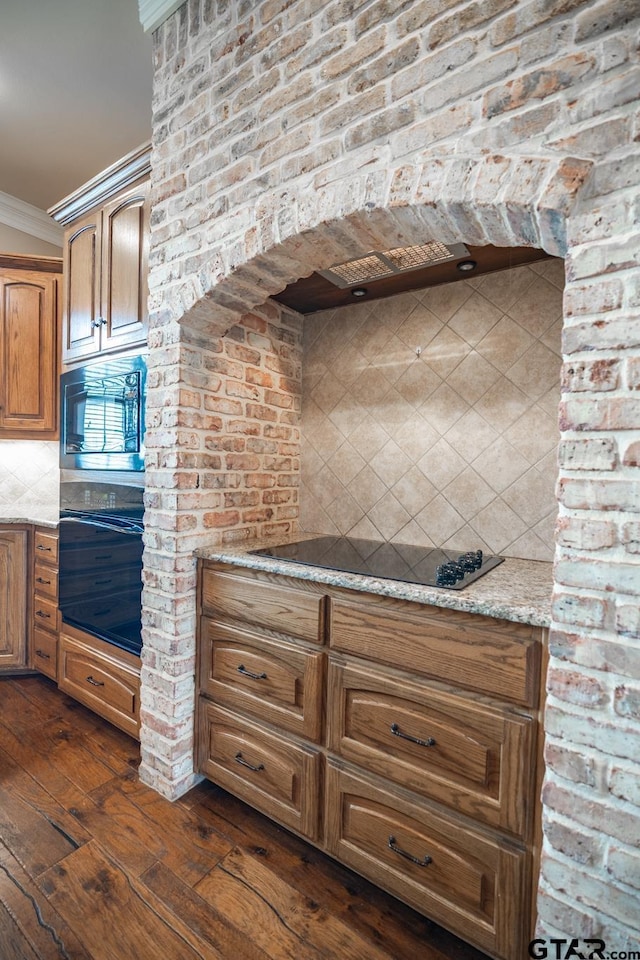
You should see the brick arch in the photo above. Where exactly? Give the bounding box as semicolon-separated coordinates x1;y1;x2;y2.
171;152;591;341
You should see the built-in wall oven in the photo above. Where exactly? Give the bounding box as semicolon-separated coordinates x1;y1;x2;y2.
59;353;147;657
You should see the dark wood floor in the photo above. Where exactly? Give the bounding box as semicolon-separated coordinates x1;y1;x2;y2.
0;675;488;960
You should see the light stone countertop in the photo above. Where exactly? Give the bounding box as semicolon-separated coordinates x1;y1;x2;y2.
0;516;58;529
195;532;553;628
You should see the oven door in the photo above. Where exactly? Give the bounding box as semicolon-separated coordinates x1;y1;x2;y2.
58;512;144;656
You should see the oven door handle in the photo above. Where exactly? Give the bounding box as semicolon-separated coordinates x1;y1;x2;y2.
59;516;144;536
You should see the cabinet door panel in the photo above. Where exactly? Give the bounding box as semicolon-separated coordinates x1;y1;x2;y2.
0;273;58;436
63;218;100;361
198;701;321;840
325;763;527;960
101;185;149;351
0;529;28;670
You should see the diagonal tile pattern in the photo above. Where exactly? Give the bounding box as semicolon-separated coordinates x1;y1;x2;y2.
300;261;562;560
0;441;59;520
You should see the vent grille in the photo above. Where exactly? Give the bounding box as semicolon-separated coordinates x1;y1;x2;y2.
318;242;469;288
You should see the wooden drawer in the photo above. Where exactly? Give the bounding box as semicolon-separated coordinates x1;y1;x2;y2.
34;560;58;601
325;763;527;960
197;701;321;841
328;594;541;707
34;530;58;564
32;626;57;680
201;566;325;644
33;595;58;634
58;630;140;739
327;659;534;837
199;618;325;742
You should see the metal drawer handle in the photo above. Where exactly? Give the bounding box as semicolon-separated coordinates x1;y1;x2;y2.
35;650;51;660
388;836;432;867
237;664;267;681
86;676;105;687
36;610;51;619
390;723;435;748
234;752;264;773
36;577;52;585
94;578;113;585
37;544;52;551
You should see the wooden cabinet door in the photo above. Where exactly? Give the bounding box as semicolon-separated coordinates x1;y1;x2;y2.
0;271;58;437
100;182;149;353
0;529;29;671
62;213;101;362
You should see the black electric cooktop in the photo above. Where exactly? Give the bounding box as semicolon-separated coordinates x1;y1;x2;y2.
249;536;504;590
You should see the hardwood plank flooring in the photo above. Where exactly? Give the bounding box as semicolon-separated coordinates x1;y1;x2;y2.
0;676;489;960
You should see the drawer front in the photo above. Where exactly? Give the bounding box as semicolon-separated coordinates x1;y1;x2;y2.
33;595;58;634
329;596;540;707
201;567;324;644
34;561;58;601
32;627;57;680
59;633;140;739
198;701;321;840
325;763;527;960
327;660;534;837
200;619;325;741
34;531;59;564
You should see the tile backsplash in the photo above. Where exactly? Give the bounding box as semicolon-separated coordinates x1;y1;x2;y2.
0;441;59;521
300;259;563;561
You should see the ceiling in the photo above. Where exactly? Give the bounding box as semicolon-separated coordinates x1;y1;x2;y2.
0;0;153;212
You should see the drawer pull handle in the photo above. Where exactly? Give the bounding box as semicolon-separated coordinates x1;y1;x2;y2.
390;723;435;748
35;650;51;660
234;752;264;773
37;544;52;551
86;675;105;687
36;610;51;619
36;577;52;585
94;578;113;585
237;664;267;681
388;835;432;867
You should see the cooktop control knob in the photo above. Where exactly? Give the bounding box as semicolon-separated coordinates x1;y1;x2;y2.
457;550;483;571
436;561;465;585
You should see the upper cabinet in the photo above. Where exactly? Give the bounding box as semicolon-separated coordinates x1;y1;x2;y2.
48;143;151;365
0;257;61;439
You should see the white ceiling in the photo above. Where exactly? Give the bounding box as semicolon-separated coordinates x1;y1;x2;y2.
0;0;153;213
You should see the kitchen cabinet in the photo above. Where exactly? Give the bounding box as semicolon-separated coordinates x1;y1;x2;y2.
31;527;59;680
58;623;141;739
47;142;151;365
0;258;61;438
61;181;149;363
0;526;30;671
196;560;546;960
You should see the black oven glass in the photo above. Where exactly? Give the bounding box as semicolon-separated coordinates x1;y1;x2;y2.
59;483;144;656
60;354;146;471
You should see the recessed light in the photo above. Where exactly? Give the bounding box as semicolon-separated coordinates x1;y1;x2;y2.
352;287;368;297
456;259;477;272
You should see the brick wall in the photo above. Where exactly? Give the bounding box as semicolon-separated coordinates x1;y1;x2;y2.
143;0;640;947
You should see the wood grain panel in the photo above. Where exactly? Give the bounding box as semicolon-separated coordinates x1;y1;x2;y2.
327;659;534;836
199;617;325;741
325;762;527;960
198;701;321;840
329;594;541;706
0;528;28;670
202;566;325;644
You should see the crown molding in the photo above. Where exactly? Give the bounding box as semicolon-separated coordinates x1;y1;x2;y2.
0;192;63;247
138;0;185;32
48;142;152;225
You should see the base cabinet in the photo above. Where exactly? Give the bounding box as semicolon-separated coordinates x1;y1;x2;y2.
0;527;29;671
58;625;141;739
31;527;59;680
196;561;545;960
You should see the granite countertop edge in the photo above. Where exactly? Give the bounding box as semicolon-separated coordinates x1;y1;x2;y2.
0;516;58;529
195;533;553;628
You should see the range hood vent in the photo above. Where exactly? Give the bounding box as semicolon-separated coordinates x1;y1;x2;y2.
318;241;470;288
